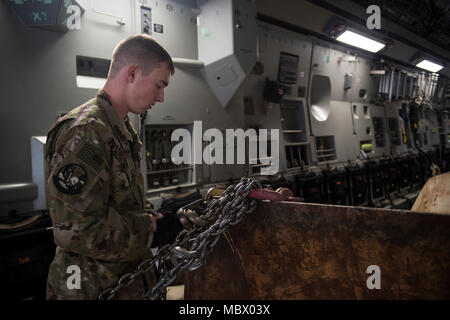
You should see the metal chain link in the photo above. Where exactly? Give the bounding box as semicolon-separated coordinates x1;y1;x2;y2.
98;177;260;300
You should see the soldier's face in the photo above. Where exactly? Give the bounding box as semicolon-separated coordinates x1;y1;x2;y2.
127;63;170;115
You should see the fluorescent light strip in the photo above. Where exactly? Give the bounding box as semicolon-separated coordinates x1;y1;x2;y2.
415;60;444;73
336;30;385;53
76;75;107;89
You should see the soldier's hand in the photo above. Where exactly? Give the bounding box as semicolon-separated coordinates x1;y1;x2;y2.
149;213;164;232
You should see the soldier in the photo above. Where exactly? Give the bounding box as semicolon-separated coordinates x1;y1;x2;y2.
45;34;174;299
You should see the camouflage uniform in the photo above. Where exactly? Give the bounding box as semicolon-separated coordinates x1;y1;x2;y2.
45;90;155;299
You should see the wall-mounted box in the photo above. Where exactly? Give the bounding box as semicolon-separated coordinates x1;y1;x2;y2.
197;0;257;107
31;136;47;210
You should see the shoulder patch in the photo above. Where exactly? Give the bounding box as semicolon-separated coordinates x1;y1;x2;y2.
53;164;88;194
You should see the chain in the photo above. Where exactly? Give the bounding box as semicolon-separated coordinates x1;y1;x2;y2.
98;177;260;300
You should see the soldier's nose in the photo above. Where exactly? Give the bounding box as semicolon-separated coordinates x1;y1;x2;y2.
157;91;164;103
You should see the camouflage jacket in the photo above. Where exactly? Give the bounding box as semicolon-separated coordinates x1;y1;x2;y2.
45;90;154;299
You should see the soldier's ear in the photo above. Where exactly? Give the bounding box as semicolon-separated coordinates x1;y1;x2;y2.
127;65;138;82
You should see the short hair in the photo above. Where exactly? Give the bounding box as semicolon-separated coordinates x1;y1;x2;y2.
109;34;174;78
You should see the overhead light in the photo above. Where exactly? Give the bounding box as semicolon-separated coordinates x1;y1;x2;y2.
415;59;444;73
336;30;386;53
410;52;446;73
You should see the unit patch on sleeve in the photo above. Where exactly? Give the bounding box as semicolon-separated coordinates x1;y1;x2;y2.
53;164;88;194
